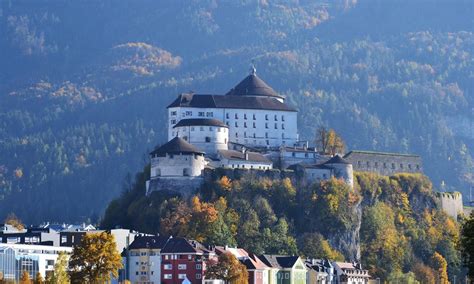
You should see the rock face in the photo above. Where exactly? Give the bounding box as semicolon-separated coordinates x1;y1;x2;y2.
328;196;362;262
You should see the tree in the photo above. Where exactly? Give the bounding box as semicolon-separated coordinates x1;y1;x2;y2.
47;251;69;284
431;252;449;284
34;272;43;284
298;233;344;261
68;232;122;283
315;126;345;155
412;262;436;284
4;213;25;230
205;252;248;284
20;271;30;284
461;211;474;279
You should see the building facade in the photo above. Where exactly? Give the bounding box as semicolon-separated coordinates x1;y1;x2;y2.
167;71;298;148
343;150;422;176
0;243;72;282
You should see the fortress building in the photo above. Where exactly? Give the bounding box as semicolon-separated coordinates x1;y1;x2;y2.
167;68;298;148
145;67;424;196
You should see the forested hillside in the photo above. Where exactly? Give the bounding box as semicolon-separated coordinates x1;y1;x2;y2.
101;167;461;282
0;0;473;223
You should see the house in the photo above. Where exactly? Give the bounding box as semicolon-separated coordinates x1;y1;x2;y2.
332;262;370;284
0;225;60;246
215;246;271;284
305;259;330;284
160;237;216;284
259;255;307;284
167;68;298;148
124;235;169;284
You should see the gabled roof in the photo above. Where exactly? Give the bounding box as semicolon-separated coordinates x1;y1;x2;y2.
225;74;283;99
259;255;300;269
129;235;169;250
161;237;212;254
218;150;271;164
173;118;227;129
150;137;205;156
167;93;296;112
324;155;350;165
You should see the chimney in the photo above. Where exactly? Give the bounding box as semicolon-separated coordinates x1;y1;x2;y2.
304;141;308;150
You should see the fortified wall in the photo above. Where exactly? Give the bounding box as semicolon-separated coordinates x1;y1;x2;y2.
344;150;422;176
435;191;464;220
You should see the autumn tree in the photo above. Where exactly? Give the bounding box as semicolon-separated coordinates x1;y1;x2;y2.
205;252;248;284
20;271;30;284
315;126;345;155
412;262;436;284
431;252;449;284
461;211;474;279
46;251;69;284
4;213;25;230
34;272;43;284
68;232;122;283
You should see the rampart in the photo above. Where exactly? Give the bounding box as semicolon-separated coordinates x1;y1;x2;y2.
344;150;422;176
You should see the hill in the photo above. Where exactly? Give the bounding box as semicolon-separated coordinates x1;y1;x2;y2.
0;0;473;222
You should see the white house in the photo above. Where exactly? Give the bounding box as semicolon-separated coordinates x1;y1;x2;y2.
214;149;273;170
333;262;370;284
167;69;298;148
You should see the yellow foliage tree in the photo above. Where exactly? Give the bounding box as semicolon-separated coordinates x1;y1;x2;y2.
219;176;232;191
20;270;30;284
68;232;122;283
205;252;248;284
4;213;25;230
34;272;43;284
431;252;449;284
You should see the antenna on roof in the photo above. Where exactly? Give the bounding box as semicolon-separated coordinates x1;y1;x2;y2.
249;60;256;76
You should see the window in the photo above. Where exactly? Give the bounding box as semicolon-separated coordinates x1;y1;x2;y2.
305;153;308;158
171;119;177;124
282;133;285;139
265;123;268;129
183;136;188;141
200;127;204;131
244;114;247;119
383;162;387;168
209;127;213;131
179;274;187;279
164;264;172;270
235;133;238;138
46;260;54;266
244;122;247;128
165;255;169;260
235;113;238;119
400;163;404;169
266;140;269;145
274;123;278;129
265;133;268;138
191;127;195;131
188;255;192;260
357;161;362;167
374;162;378;168
217;128;221;132
292;152;296;157
408;164;412;169
226;113;229;119
253;114;256;120
265;114;268;120
164;274;172;279
244;132;247;138
206;112;213;117
61;236;67;243
178;264;187;270
416;164;420;170
198;112;205;117
392;163;396;169
196;274;202;279
366;161;370;167
136;271;139;275
253;133;256;138
282;115;285;121
282;124;285;129
205;137;211;142
185;111;192;116
171;111;177;116
274;114;278;121
235;122;238;127
253;122;256;128
141;252;147;256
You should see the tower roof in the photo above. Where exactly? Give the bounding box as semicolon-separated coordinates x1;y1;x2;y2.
225;73;284;100
150;137;204;156
324;155;350;165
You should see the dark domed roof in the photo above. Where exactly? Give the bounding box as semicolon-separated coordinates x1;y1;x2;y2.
150;137;204;156
324;155;350;165
225;73;283;99
173;118;228;128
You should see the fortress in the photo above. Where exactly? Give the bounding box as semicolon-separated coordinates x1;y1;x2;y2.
146;67;425;197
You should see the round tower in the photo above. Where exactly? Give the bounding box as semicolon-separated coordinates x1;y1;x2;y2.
324;155;354;188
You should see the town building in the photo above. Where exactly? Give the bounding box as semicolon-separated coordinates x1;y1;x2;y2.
0;243;72;282
160;237;216;284
124;235;169;284
0;225;60;246
258;255;307;284
214;149;273;170
305;259;330;284
332;262;370;284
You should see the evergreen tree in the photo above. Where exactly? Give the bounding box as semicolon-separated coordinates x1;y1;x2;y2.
461;212;474;279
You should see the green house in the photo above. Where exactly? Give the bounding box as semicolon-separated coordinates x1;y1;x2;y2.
259;255;307;284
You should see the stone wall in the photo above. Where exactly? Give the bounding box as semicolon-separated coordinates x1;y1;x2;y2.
202;167;297;184
435;191;464;219
146;177;204;197
344;151;422;176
